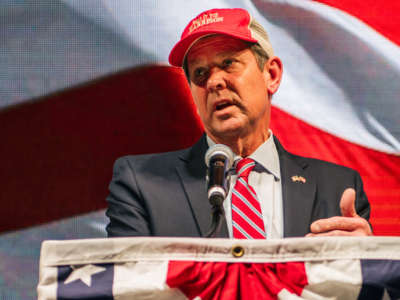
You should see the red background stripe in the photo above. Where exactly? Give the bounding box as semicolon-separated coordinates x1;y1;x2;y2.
313;0;400;46
271;107;400;235
1;65;398;235
0;66;202;233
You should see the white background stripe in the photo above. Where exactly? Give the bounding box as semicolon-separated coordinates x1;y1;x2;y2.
3;0;399;152
62;0;400;153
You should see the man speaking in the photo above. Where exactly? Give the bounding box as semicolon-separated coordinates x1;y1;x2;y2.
105;8;372;238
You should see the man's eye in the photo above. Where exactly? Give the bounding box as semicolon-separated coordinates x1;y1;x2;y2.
222;59;234;68
190;67;209;86
193;68;207;79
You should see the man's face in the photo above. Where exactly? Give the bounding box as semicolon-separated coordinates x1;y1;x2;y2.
186;35;275;142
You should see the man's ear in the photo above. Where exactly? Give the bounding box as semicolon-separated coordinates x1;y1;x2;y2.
264;56;283;96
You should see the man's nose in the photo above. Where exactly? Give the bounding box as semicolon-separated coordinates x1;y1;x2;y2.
206;67;226;92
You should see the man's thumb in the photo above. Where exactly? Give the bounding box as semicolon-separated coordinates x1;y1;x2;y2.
340;188;358;217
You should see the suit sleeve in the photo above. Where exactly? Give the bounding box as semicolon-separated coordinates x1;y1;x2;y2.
105;157;151;237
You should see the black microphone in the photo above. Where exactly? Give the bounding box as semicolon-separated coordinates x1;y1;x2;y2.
205;144;234;207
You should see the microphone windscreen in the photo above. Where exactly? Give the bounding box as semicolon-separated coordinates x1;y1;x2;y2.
205;144;234;168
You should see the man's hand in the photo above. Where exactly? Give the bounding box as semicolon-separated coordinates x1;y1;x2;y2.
306;188;372;237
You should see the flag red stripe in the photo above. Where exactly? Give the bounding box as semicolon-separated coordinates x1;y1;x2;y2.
0;66;203;233
313;0;400;46
270;106;400;236
2;65;398;236
167;261;308;299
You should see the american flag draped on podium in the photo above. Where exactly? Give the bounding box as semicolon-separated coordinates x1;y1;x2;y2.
1;0;400;298
37;237;400;300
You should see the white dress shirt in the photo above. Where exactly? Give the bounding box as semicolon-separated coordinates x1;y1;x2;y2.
207;131;283;239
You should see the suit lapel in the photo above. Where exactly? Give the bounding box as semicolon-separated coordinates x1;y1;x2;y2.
176;135;228;238
275;137;317;237
176;134;315;238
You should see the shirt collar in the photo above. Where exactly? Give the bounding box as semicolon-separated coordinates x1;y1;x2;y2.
206;130;281;180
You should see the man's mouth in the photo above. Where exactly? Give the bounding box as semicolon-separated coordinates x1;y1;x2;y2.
215;100;233;111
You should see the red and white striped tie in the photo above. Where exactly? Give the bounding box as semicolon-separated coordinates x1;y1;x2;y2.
232;158;266;239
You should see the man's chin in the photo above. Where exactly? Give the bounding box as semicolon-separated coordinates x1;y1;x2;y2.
207;124;246;142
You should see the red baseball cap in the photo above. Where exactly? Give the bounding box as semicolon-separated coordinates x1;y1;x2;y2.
168;8;274;67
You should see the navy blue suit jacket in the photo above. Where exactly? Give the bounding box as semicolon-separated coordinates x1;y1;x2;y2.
106;136;370;237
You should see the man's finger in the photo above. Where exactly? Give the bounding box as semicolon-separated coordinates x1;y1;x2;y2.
310;216;366;233
306;230;356;237
340;188;357;218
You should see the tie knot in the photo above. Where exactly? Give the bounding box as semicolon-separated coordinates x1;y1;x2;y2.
236;158;255;179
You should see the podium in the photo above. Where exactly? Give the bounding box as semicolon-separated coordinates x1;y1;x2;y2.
37;237;400;299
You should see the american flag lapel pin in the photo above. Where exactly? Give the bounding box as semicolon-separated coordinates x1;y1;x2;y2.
291;175;306;183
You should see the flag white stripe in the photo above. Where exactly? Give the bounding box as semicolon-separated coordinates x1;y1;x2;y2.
250;0;400;153
5;0;399;152
303;259;363;299
63;0;400;154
